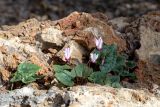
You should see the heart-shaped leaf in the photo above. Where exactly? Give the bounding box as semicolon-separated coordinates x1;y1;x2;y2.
105;75;121;88
53;65;71;73
74;64;84;77
88;72;106;85
55;72;74;86
72;64;93;78
10;63;42;84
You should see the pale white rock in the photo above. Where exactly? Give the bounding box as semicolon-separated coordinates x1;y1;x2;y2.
0;86;64;107
136;26;160;64
57;40;87;64
0;85;160;107
0;52;3;66
0;37;50;69
84;27;104;38
66;85;160;107
0;37;36;54
16;87;34;96
41;27;64;46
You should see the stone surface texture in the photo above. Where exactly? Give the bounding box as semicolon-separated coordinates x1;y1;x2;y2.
0;11;160;107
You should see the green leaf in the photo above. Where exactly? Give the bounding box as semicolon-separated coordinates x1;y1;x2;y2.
53;64;75;86
116;55;126;66
70;69;77;78
55;72;74;86
63;70;75;78
74;64;84;77
100;65;109;73
107;44;117;54
88;72;106;85
22;76;36;84
10;63;42;84
53;64;92;86
62;65;72;69
100;44;117;73
126;61;136;68
83;65;93;78
10;72;22;82
53;65;71;73
18;63;41;74
73;64;93;78
101;45;109;57
111;82;121;88
105;75;121;88
112;65;124;74
100;53;117;73
120;70;136;79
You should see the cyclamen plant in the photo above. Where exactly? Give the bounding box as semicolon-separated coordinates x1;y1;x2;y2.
10;36;137;88
53;36;137;88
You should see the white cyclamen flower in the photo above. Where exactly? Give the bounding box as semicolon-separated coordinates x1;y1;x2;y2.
64;47;71;61
90;53;99;63
95;37;103;50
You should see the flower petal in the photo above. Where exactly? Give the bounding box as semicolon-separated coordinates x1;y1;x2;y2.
90;53;99;63
64;47;71;61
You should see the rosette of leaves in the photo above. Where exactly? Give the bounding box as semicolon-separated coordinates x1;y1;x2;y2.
53;64;93;86
88;44;137;88
10;63;42;84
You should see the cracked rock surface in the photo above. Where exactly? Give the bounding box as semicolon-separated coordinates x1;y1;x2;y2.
0;11;160;107
0;85;160;107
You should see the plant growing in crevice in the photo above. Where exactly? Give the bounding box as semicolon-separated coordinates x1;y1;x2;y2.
89;44;136;88
53;37;137;87
10;62;43;84
53;64;93;86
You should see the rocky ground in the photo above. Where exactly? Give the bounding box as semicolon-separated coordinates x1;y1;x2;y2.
0;0;160;107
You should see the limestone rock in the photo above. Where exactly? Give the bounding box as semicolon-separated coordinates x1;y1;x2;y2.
0;85;160;107
0;37;50;76
137;25;160;64
41;27;64;46
0;86;64;107
136;12;160;64
66;85;160;107
57;40;87;64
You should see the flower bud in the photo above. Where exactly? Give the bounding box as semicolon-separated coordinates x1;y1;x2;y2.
95;37;103;50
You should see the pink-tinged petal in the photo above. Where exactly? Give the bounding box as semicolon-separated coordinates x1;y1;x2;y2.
90;53;99;63
64;48;68;58
64;47;71;61
98;37;103;50
95;38;99;47
95;37;103;50
66;48;69;58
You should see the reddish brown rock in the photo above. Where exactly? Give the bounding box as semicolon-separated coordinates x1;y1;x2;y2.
0;12;127;82
58;12;127;51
